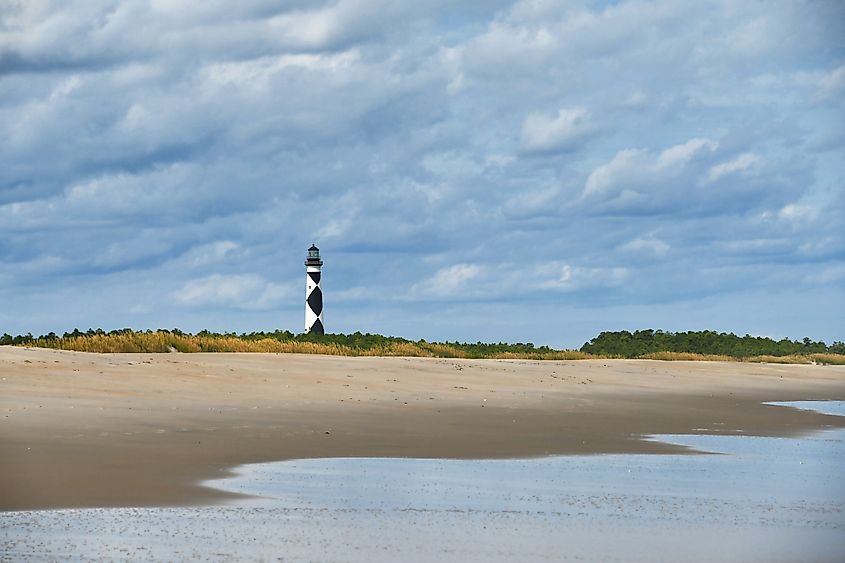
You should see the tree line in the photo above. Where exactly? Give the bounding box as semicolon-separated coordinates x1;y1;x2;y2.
579;329;845;358
0;328;560;359
1;327;842;359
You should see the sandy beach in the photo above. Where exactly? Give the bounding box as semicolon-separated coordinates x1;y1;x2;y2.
2;346;844;511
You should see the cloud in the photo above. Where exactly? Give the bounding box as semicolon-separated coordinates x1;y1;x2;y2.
534;263;630;292
0;0;843;345
583;148;643;198
0;0;425;74
707;153;762;183
618;236;670;257
520;107;594;153
778;203;819;224
410;264;484;298
502;185;561;220
582;138;717;199
578;137;791;216
655;138;717;170
179;241;242;267
174;274;294;310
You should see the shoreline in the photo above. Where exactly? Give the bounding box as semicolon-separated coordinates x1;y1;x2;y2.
2;346;844;511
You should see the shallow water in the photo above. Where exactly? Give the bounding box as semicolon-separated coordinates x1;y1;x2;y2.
3;401;844;562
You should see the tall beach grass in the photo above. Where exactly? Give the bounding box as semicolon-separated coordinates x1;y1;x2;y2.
18;331;587;359
637;351;845;365
11;330;845;364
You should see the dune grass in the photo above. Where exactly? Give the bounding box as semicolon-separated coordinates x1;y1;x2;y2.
11;330;845;364
21;333;409;356
491;350;594;360
637;351;735;362
745;353;845;365
637;351;845;365
18;331;586;360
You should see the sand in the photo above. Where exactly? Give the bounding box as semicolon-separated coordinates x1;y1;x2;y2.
1;346;844;511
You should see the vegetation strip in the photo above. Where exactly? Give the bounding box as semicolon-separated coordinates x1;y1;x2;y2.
2;329;843;364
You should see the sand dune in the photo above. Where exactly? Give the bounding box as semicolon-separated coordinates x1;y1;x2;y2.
1;346;844;511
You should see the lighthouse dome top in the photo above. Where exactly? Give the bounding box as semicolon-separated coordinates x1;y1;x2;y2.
305;244;323;266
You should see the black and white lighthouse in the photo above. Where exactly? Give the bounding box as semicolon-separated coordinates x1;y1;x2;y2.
304;244;324;334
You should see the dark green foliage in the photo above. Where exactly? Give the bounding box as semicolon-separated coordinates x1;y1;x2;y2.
579;330;838;358
1;327;555;358
174;329;549;358
2;327;841;360
289;332;551;358
3;332;34;345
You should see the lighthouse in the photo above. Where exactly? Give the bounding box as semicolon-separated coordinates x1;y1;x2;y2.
304;244;324;334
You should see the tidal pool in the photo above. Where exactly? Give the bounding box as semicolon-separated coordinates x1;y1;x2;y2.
3;401;844;562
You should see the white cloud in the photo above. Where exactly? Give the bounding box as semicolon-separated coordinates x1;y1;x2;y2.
707;153;762;183
778;203;819;223
265;0;401;51
64;166;199;215
534;263;630;291
581;138;720;206
411;264;484;298
201;52;361;91
520;107;593;153
179;241;242;267
619;236;670;256
655;138;717;171
502;185;560;219
174;274;294;310
583;148;645;197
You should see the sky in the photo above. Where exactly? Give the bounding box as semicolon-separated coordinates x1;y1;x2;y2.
1;0;843;348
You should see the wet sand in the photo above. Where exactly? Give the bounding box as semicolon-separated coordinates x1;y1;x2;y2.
1;346;844;511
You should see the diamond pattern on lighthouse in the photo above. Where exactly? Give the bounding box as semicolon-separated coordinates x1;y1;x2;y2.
307;286;323;316
309;318;324;335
